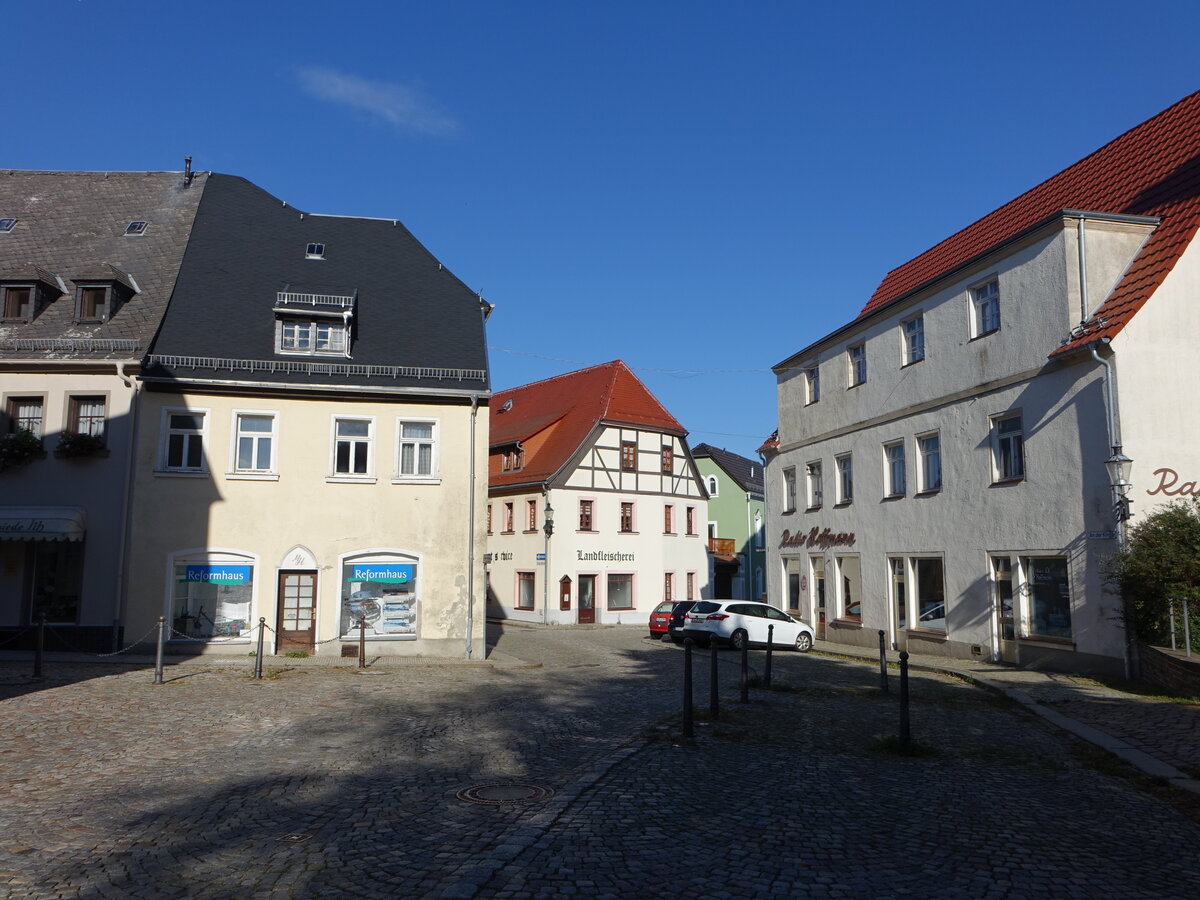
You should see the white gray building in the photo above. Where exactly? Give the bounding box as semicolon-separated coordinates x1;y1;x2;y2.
764;90;1200;677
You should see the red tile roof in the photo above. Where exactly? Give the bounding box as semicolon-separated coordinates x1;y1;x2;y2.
489;360;686;489
856;90;1200;357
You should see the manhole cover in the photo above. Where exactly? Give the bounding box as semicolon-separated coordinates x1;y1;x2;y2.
455;782;555;806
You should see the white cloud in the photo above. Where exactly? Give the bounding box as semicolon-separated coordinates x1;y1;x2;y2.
295;67;460;136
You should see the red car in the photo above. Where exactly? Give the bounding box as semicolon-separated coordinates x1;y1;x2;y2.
649;600;676;639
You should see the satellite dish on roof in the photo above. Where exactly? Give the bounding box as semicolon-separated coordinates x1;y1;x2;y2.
500;400;513;412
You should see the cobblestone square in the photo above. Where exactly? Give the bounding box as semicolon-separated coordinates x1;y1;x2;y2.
1;626;1198;899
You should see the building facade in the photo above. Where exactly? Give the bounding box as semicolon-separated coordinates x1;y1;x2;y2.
765;90;1200;677
486;361;710;625
0;170;204;651
2;168;492;658
691;443;765;601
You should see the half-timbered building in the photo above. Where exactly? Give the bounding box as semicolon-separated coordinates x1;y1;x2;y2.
486;361;709;625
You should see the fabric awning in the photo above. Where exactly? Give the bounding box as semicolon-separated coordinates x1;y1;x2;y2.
0;507;86;541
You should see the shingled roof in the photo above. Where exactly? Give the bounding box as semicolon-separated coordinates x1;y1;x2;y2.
691;443;764;493
145;174;489;393
0;170;206;361
490;360;685;489
860;90;1200;358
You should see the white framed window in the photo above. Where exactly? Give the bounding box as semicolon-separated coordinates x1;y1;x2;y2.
911;557;946;631
1023;556;1071;640
395;418;438;482
783;467;797;513
992;413;1024;482
848;344;867;387
276;318;348;356
804;364;820;404
972;279;1000;337
918;432;941;492
6;395;44;439
836;555;861;621
902;314;925;364
836;454;853;504
66;395;107;442
884;440;906;497
706;475;719;497
230;411;277;477
330;416;374;480
160;408;208;474
806;460;823;509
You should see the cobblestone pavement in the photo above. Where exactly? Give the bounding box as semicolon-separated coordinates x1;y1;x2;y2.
1;625;1199;899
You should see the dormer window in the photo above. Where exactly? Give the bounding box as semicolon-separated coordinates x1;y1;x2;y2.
0;218;16;233
306;243;325;259
71;265;136;324
1;265;64;323
124;221;148;236
273;289;355;357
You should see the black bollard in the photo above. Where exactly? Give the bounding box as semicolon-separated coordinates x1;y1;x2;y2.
358;615;367;669
765;624;774;688
878;630;889;695
153;616;166;685
709;637;720;720
253;617;265;680
683;638;694;738
33;612;45;679
739;639;749;703
899;650;911;751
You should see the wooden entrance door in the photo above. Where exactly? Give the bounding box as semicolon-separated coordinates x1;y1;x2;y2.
578;574;596;624
277;571;316;653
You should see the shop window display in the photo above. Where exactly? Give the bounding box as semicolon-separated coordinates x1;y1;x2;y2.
341;557;418;640
172;562;253;639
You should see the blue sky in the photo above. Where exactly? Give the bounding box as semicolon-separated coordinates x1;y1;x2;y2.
8;1;1200;460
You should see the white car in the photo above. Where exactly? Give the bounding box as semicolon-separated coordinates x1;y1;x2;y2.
683;601;814;652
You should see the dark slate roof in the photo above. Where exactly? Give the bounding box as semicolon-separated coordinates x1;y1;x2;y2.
691;442;764;493
0;170;206;360
145;174;490;394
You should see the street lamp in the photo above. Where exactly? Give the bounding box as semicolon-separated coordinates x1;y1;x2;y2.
543;500;555;536
1105;446;1133;524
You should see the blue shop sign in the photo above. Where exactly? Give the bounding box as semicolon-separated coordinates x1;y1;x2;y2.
184;565;252;585
348;564;413;584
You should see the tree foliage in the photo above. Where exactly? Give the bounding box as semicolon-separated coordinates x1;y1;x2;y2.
1109;499;1200;648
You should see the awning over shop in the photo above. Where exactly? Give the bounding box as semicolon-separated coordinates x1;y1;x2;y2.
0;507;86;541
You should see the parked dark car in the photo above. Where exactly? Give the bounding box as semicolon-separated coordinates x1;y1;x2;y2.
666;599;700;643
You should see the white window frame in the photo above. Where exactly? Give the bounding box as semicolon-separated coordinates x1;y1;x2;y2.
992;412;1025;483
706;475;719;497
158;407;210;476
836;453;853;505
806;460;823;510
848;343;867;387
275;317;349;357
804;364;820;404
393;417;439;484
328;415;375;483
972;279;1001;337
902;314;925;365
884;440;906;498
228;410;279;480
918;431;941;493
783;466;797;513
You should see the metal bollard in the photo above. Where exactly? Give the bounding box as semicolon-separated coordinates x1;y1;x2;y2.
1170;598;1178;651
899;650;911;752
253;617;265;680
764;624;774;689
1185;599;1193;658
878;630;889;694
709;637;720;720
153;616;165;685
739;640;749;703
33;612;45;679
683;638;694;739
358;615;367;669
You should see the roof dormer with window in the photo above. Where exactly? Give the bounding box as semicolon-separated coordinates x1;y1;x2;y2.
0;263;65;324
71;263;138;324
273;288;356;357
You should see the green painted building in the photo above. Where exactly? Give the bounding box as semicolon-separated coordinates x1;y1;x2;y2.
692;444;765;601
